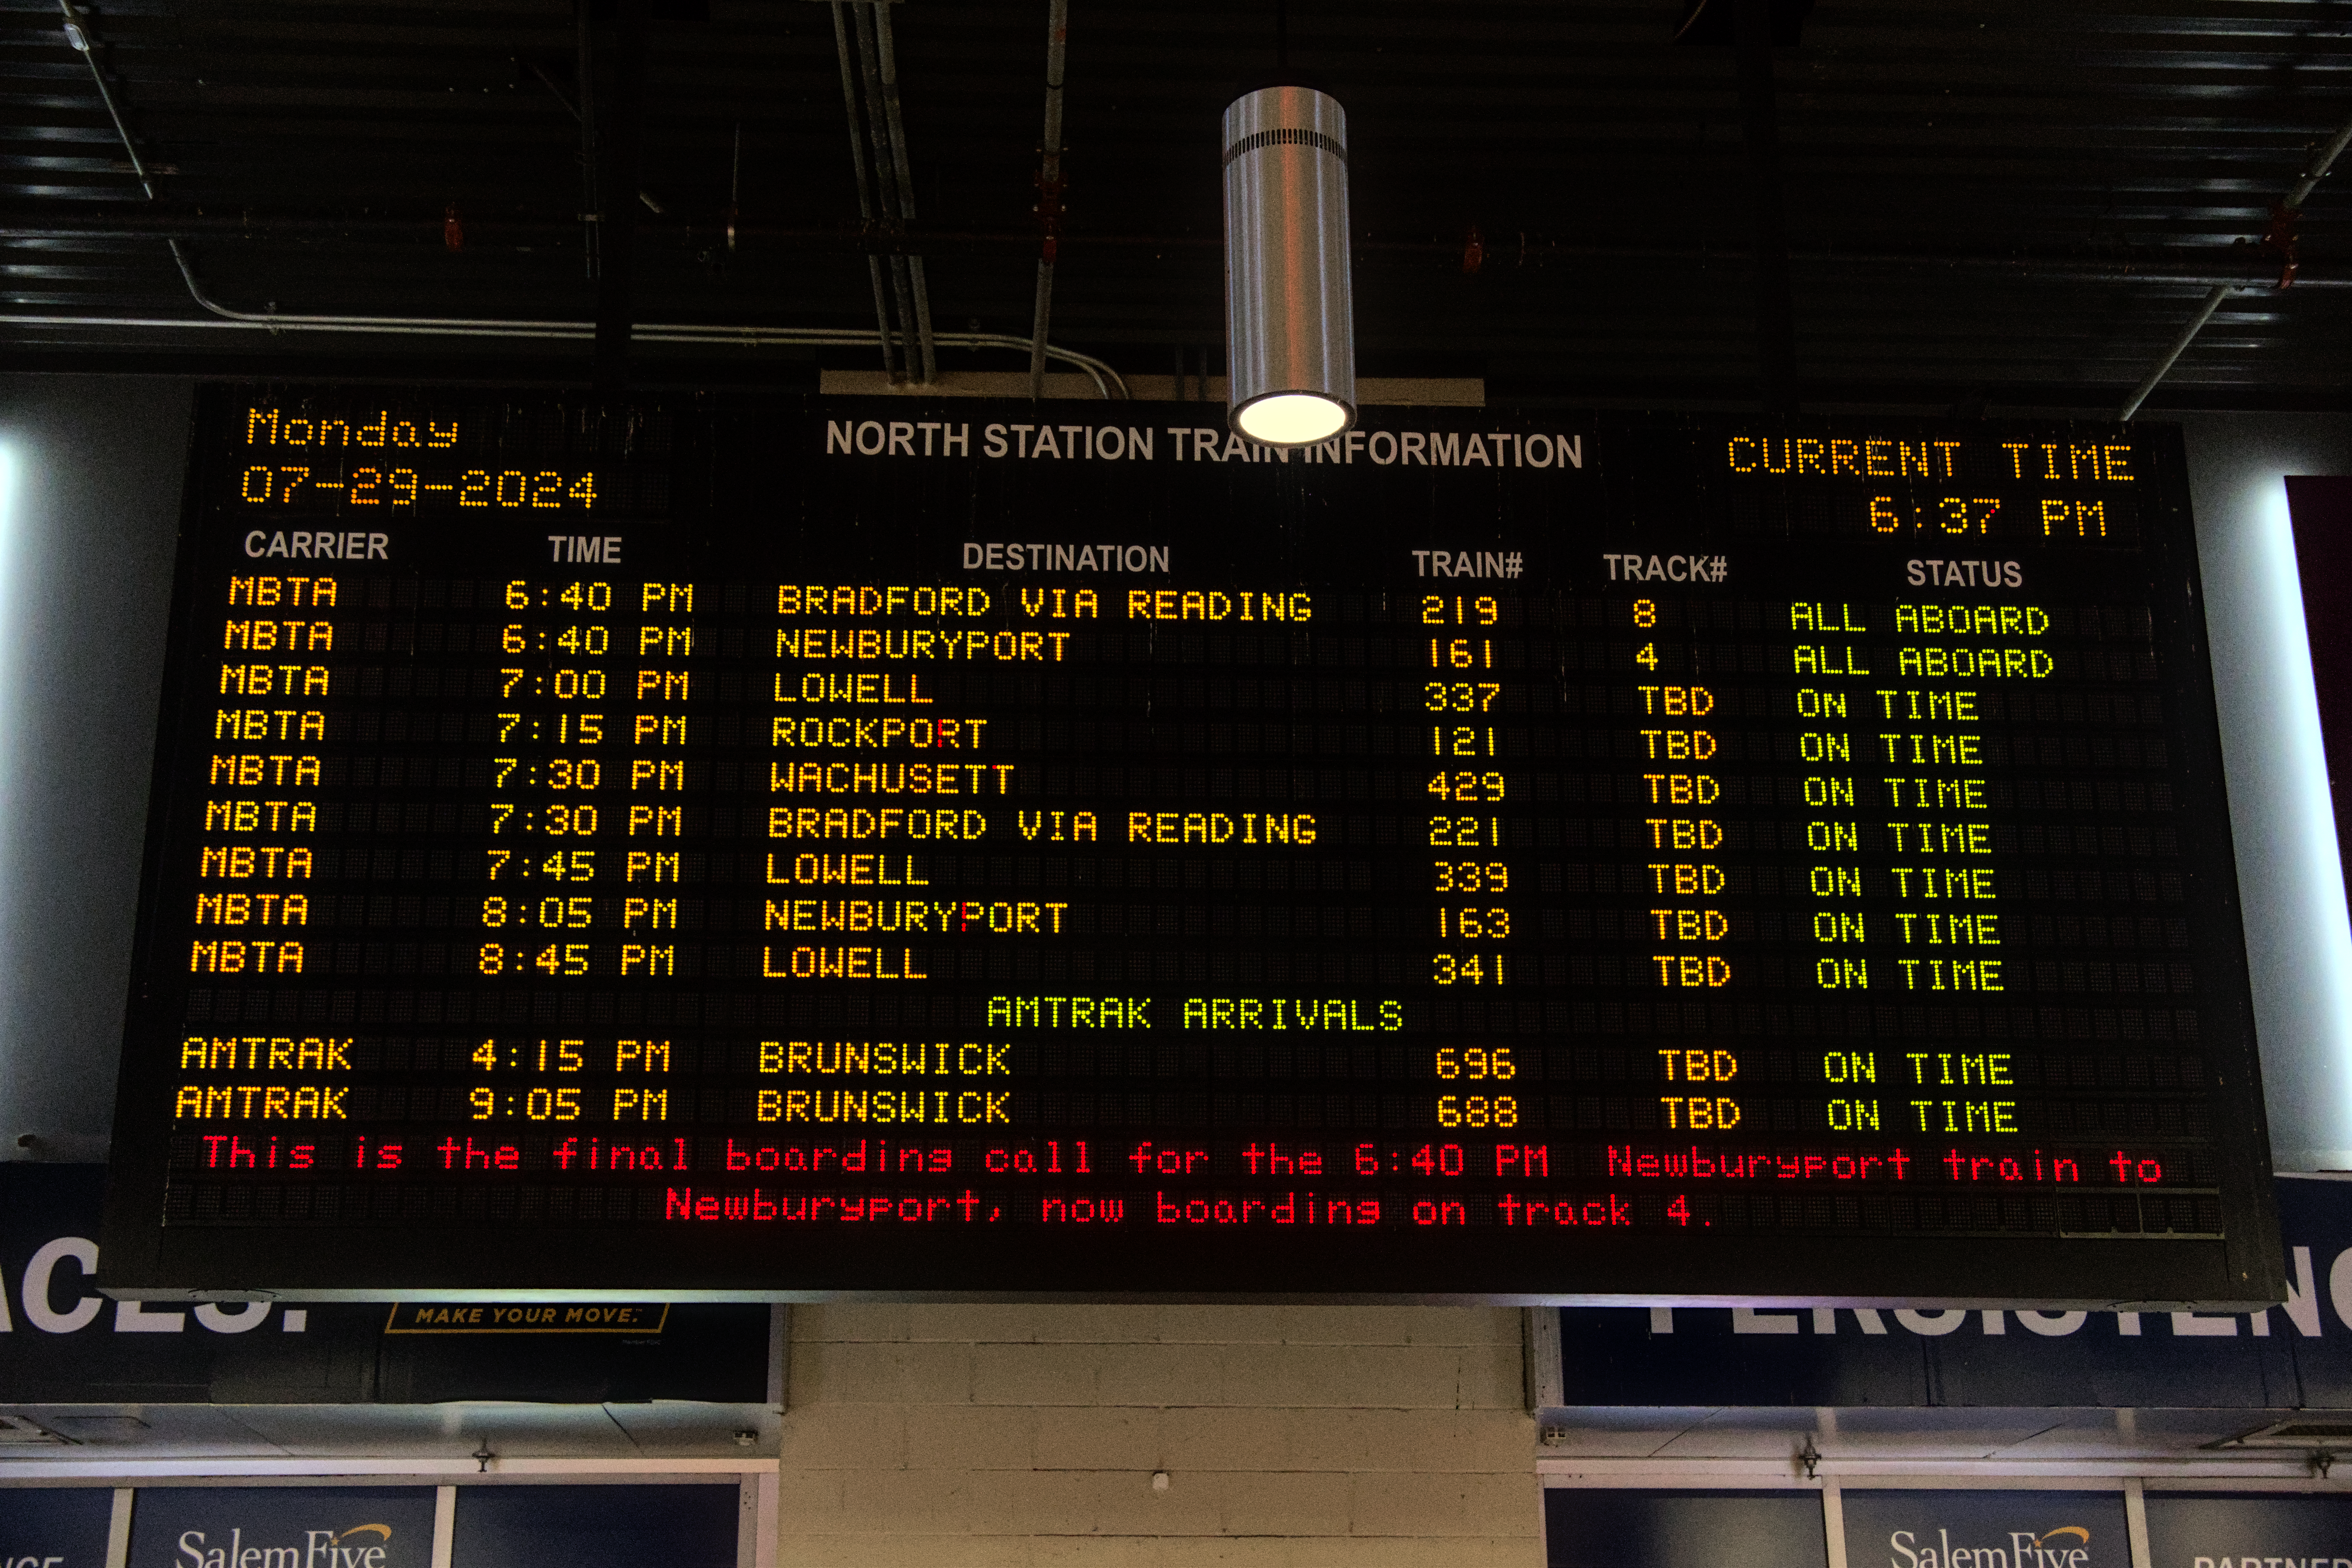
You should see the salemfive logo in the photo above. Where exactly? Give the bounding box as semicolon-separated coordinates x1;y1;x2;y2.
1890;1525;2093;1568
175;1523;392;1568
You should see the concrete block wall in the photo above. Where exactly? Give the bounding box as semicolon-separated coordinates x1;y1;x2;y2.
777;1306;1539;1568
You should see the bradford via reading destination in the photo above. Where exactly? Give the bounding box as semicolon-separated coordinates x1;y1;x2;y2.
94;387;2280;1303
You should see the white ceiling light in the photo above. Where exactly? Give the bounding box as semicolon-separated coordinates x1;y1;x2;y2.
1223;85;1356;447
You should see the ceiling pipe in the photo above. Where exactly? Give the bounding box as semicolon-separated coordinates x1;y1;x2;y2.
57;0;152;201
726;122;739;251
850;3;924;386
54;0;218;327
2118;111;2352;421
829;0;900;377
32;1;2342;412
39;4;1124;397
573;6;601;282
0;311;1128;396
8;210;2344;292
1028;0;1069;400
516;56;666;222
871;1;937;385
2115;290;2231;423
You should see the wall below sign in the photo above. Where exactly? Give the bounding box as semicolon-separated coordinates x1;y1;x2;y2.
778;1304;1539;1567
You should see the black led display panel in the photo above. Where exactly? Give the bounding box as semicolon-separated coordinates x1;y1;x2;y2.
99;386;2283;1303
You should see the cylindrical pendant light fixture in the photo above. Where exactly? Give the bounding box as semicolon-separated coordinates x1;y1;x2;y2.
1222;84;1355;447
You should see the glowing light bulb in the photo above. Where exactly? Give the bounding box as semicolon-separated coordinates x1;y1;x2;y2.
1233;393;1349;448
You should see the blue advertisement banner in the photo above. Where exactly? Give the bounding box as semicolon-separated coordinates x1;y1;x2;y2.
1545;1490;1827;1568
449;1486;736;1568
2145;1493;2352;1568
127;1489;435;1568
1558;1174;2352;1408
0;1489;114;1568
0;1164;309;1402
1840;1493;2129;1568
0;1166;765;1404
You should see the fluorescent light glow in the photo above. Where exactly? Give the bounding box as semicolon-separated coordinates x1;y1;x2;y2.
0;443;15;660
2239;471;2352;1167
0;440;17;1133
1233;393;1349;447
0;441;16;820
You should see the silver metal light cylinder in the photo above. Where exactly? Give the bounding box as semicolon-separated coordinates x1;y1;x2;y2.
1222;84;1355;445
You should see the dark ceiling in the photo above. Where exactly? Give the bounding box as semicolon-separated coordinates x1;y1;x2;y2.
0;0;2349;410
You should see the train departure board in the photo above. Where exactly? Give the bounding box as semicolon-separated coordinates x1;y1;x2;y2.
99;387;2282;1304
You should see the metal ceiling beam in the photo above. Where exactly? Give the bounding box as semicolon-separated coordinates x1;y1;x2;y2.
0;209;2344;292
0;311;1129;395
